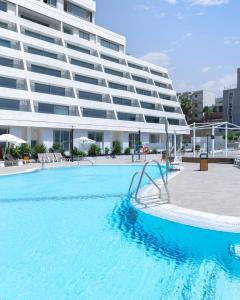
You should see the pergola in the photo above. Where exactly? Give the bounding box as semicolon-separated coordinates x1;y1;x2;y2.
190;121;240;157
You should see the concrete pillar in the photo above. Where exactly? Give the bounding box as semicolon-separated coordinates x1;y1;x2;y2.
27;127;31;146
174;131;177;159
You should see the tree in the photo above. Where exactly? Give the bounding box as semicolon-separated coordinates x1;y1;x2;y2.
202;106;212;122
180;96;192;123
112;141;122;155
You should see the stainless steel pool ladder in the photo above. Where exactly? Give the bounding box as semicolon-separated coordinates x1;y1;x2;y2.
77;156;94;166
128;160;170;206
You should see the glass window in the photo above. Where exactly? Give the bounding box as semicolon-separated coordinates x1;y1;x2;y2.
0;57;13;67
117;112;136;121
105;68;123;77
155;81;168;89
128;62;143;70
136;88;151;96
140;101;155;110
79;30;90;41
82;108;107;119
113;97;132;107
145;116;160;124
63;26;72;35
31;65;61;77
88;132;103;142
159;93;171;100
132;75;147;83
100;39;119;52
64;2;92;22
71;58;94;69
35;83;65;96
109;82;127;91
38;103;69;115
75;74;98;85
0;21;8;29
0;98;19;111
0;38;11;48
129;133;140;148
163;106;175;112
0;76;16;89
149;134;160;144
79;91;102;102
67;43;90;55
21;15;49;27
0;0;7;12
168;118;180;125
53;130;70;151
101;54;119;64
28;47;58;59
43;0;57;6
25;30;55;44
151;69;168;78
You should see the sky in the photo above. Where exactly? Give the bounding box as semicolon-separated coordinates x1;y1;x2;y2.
96;0;240;96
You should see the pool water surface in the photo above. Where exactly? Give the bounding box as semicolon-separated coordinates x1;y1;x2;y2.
0;165;240;300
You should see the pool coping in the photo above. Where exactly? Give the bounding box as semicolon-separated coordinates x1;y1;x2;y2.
132;167;240;233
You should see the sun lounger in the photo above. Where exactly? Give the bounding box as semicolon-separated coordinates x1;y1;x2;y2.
37;153;49;163
54;152;64;162
47;152;56;163
4;154;18;166
234;158;240;168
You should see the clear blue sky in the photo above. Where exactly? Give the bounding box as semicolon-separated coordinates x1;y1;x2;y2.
96;0;240;96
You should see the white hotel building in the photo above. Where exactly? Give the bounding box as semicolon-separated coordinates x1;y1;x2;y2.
0;0;188;152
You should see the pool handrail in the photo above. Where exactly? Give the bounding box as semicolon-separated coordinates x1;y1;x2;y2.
129;160;170;205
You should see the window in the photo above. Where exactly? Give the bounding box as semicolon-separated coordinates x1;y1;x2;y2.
168;118;180;125
100;39;119;52
31;65;61;77
128;62;143;70
21;15;49;27
63;26;72;35
129;133;140;148
113;97;132;107
88;132;103;142
109;82;127;91
149;134;160;144
0;21;8;29
159;93;171;100
117;112;136;121
64;1;92;22
151;69;168;78
163;106;175;112
79;91;102;102
75;74;98;85
0;0;7;12
140;101;155;110
145;116;161;124
132;75;147;83
71;58;94;69
67;43;90;55
25;30;55;44
0;38;11;48
38;103;69;115
0;98;19;111
35;83;65;96
136;88;151;96
28;47;58;59
79;30;90;41
105;68;123;77
155;81;167;89
0;57;13;68
0;76;16;89
53;130;70;151
43;0;57;6
82;108;107;119
101;54;119;64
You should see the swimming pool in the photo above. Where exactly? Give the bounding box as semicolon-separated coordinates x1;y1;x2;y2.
0;165;240;300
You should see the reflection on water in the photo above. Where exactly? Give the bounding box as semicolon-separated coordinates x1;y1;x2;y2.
109;197;240;280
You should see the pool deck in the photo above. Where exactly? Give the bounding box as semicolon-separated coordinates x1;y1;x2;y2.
136;163;240;232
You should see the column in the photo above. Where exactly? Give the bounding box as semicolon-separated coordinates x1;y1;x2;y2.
212;126;215;157
225;123;228;157
193;123;196;157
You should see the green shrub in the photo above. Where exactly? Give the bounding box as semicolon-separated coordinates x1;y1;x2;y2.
32;144;47;158
124;147;131;155
73;147;86;157
195;144;201;153
49;143;64;154
152;148;157;154
112;141;122;155
88;144;101;156
105;147;110;155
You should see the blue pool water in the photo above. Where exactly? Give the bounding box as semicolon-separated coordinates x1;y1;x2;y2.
0;165;240;300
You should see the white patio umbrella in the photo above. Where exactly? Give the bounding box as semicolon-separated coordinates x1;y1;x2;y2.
0;134;26;158
74;137;95;152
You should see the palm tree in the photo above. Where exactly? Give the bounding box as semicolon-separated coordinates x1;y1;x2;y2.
180;96;192;123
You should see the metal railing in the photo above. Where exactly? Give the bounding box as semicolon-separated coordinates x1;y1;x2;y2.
128;160;170;206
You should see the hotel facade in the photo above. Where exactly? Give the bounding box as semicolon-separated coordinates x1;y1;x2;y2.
0;0;188;152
